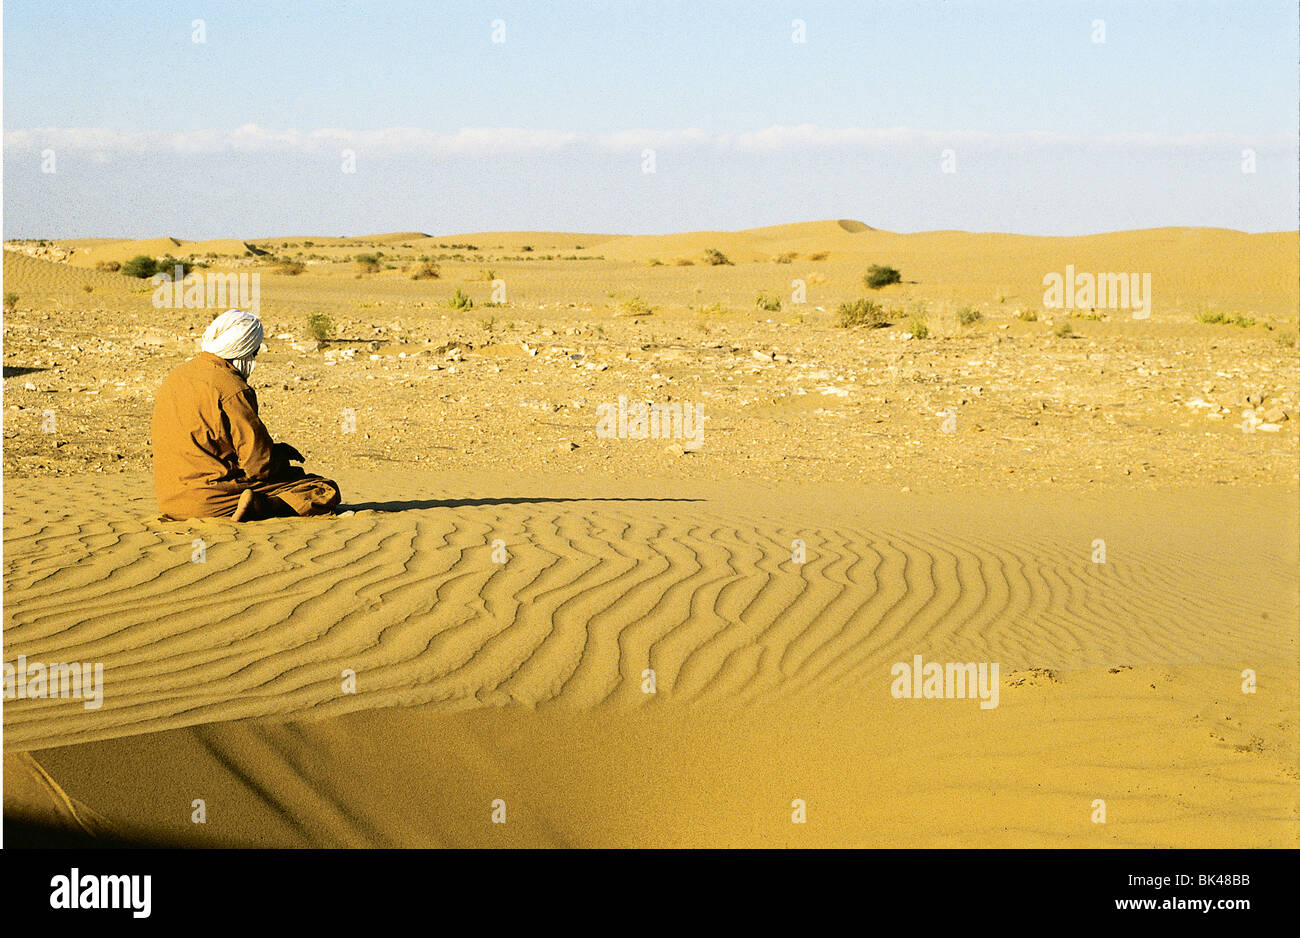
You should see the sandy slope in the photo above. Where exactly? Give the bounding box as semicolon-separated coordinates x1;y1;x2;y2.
4;471;1296;846
2;251;139;292
25;664;1297;848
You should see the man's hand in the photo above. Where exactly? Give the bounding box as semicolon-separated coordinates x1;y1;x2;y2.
273;442;305;463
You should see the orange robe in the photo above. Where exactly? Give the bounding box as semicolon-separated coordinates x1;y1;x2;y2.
150;352;341;519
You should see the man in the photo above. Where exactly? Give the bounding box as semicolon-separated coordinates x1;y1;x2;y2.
150;309;341;521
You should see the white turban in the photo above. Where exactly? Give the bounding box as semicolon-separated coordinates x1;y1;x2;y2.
201;309;263;379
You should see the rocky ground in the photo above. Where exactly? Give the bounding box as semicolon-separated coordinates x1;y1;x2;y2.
3;267;1296;493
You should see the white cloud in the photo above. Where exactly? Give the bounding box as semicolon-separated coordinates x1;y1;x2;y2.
2;125;582;155
4;124;1293;155
595;128;715;151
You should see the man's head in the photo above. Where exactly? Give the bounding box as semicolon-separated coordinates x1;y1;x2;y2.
201;309;263;379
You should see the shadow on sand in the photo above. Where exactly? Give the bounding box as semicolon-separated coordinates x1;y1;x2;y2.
342;495;704;512
3;816;249;849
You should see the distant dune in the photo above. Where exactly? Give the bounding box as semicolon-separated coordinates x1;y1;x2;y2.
14;220;1294;320
60;237;256;267
1;250;137;292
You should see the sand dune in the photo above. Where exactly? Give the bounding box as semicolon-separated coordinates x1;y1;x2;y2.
4;470;1295;846
444;223;1296;315
2;250;138;292
63;236;184;266
2;752;114;842
178;238;263;257
24;660;1296;847
5;472;1294;748
11;221;1296;320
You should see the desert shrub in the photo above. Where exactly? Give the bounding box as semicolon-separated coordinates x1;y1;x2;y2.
95;260;121;272
122;255;158;278
154;255;191;278
957;306;982;325
274;257;305;275
649;258;664;267
1016;309;1038;322
306;312;335;342
1276;331;1298;348
4;292;18;311
1055;321;1074;338
835;298;890;328
448;288;474;310
909;316;929;338
480;268;496;281
1197;311;1255;327
809;251;829;261
410;261;440;280
355;253;382;274
619;295;655;316
704;248;733;266
83;284;94;293
674;258;695;266
755;291;782;312
864;265;902;289
774;252;797;264
521;245;533;252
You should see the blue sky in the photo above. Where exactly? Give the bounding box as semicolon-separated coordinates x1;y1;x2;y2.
4;0;1297;237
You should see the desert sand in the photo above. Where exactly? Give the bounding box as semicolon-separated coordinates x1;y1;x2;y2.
3;222;1297;846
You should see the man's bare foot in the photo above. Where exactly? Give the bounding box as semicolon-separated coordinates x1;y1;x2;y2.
232;489;261;522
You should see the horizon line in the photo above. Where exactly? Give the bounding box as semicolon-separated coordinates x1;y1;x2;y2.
7;221;1299;244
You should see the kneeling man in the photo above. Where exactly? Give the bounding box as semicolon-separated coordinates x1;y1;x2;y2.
151;309;342;521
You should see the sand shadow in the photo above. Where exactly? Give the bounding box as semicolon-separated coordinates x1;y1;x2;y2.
343;495;704;512
3;815;249;849
3;365;48;379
